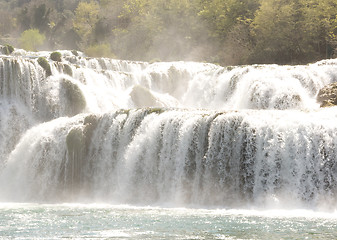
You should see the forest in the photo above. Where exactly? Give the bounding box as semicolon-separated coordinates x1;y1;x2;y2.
0;0;337;65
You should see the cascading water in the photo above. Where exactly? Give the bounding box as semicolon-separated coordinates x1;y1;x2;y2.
1;47;337;210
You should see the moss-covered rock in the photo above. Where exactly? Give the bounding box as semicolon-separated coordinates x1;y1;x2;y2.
84;114;98;126
145;107;164;114
63;64;73;76
226;66;234;71
60;78;86;116
71;50;79;56
37;57;52;76
83;114;99;149
66;127;85;189
66;128;85;154
7;44;14;53
317;82;337;107
50;51;62;62
1;44;14;55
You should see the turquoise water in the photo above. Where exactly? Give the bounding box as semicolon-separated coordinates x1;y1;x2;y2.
1;204;336;239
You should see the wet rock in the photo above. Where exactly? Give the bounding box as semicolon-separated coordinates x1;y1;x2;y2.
66;127;85;190
60;78;86;116
130;85;158;108
50;51;62;62
1;44;14;55
317;82;337;107
37;57;52;76
63;64;73;76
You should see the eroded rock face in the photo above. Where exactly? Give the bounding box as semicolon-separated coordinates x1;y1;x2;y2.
317;82;337;107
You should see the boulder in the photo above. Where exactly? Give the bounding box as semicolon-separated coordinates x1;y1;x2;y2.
50;51;62;62
317;82;337;107
130;85;158;108
60;78;86;116
1;44;14;55
37;57;52;76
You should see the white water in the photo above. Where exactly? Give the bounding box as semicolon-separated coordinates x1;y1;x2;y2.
1;48;337;211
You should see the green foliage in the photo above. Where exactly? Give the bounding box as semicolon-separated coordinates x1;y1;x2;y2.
113;0;208;61
33;4;51;33
198;0;258;39
84;43;114;58
19;29;45;51
37;57;52;76
302;0;337;59
252;0;306;63
2;0;337;65
252;0;337;63
73;1;100;46
50;51;62;62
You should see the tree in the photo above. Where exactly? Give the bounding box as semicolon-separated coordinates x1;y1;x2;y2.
0;0;336;64
252;0;337;63
198;0;259;39
252;0;308;63
112;0;210;61
85;43;114;58
19;28;45;51
146;0;207;61
17;7;31;31
197;0;259;64
0;10;15;37
303;0;337;59
33;3;51;33
73;1;100;47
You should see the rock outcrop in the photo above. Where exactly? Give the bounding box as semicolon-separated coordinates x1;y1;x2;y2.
317;82;337;107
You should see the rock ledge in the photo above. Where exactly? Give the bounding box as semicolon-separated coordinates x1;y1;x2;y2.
317;82;337;107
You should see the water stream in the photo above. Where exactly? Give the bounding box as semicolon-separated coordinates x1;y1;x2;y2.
1;48;337;238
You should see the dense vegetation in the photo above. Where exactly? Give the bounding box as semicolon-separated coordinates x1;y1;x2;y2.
0;0;337;65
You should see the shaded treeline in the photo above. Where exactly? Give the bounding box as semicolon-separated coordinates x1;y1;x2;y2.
0;0;337;65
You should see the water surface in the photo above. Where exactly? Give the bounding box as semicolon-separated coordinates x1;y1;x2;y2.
1;203;336;239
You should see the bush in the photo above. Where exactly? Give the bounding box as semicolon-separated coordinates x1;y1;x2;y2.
50;51;62;62
37;57;52;76
19;29;45;51
84;43;114;58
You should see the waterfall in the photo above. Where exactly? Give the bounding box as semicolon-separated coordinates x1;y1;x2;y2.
1;47;337;209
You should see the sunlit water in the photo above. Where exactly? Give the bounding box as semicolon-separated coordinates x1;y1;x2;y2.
1;203;336;240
